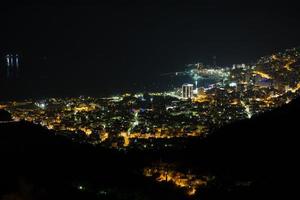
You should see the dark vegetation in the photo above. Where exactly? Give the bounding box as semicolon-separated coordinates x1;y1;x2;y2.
0;110;12;121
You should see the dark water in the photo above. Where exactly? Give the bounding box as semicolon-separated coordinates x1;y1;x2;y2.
0;73;217;101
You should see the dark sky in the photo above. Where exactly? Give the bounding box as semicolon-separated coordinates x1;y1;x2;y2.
0;0;300;99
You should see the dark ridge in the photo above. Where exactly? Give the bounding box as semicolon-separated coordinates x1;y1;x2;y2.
0;121;187;200
194;97;300;199
0;110;12;121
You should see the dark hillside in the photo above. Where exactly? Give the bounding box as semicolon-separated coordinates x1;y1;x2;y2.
1;95;299;200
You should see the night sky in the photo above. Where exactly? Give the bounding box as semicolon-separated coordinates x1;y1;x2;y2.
1;0;300;99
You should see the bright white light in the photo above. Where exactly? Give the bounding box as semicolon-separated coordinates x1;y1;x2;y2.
229;82;237;87
35;102;46;109
78;185;83;190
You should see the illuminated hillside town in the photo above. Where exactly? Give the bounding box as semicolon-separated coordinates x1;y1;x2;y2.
1;47;300;150
144;163;213;196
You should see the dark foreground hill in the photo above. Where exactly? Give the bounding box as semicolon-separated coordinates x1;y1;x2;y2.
1;96;300;199
0;117;187;200
0;110;12;121
173;97;300;199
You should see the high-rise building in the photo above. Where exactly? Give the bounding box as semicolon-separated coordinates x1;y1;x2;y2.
182;84;193;99
232;63;246;69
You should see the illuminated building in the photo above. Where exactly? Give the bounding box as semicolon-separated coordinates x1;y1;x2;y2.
233;63;246;69
182;84;193;99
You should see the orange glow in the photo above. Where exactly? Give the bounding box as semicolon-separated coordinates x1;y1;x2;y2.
144;166;209;196
283;58;296;71
120;132;130;147
272;55;278;60
100;132;109;142
193;94;209;103
230;99;239;105
80;127;92;135
0;104;7;109
74;104;96;112
253;71;272;79
288;83;300;93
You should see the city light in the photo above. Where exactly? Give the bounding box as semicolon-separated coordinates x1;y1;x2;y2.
2;47;300;150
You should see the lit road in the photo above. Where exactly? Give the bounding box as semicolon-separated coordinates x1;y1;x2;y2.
121;110;140;147
241;101;252;118
127;110;139;134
